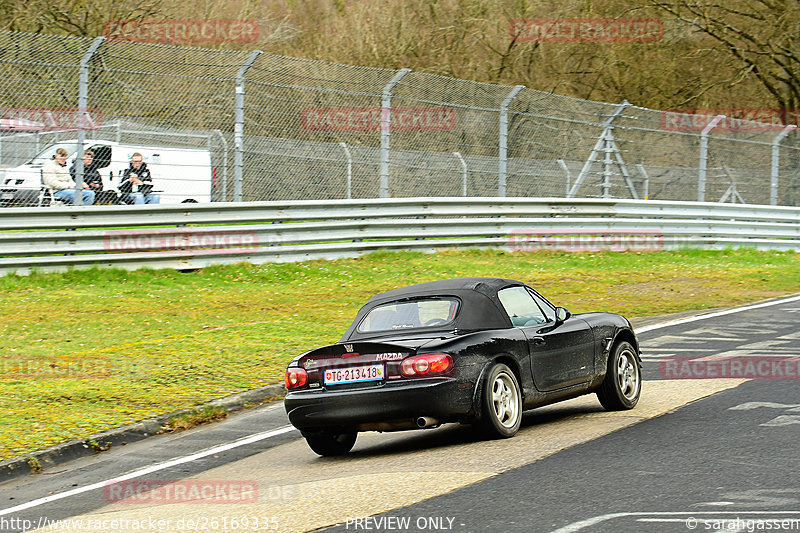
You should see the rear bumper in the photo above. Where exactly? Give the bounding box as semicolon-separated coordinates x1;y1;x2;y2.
284;378;474;431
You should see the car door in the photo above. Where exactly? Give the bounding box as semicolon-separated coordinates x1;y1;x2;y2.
497;286;595;392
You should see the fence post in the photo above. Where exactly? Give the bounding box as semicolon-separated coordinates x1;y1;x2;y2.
771;124;797;206
602;133;614;198
74;36;105;206
636;164;651;200
698;114;725;202
212;130;228;202
453;152;467;196
234;50;262;203
339;142;353;199
378;68;411;198
499;85;525;197
557;159;571;196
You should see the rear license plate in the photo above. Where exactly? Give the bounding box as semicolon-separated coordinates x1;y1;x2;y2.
0;192;14;200
324;364;384;385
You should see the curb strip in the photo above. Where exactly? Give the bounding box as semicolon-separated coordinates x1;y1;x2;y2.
0;383;286;483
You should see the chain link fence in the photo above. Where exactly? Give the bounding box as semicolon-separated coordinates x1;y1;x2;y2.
2;29;799;207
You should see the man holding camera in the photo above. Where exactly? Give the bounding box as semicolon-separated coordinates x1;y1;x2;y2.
120;152;160;205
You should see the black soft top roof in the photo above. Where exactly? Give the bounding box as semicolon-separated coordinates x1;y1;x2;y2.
365;277;524;304
342;277;527;340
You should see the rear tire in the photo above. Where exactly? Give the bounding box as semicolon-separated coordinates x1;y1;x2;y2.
303;430;357;456
597;341;641;410
478;363;522;438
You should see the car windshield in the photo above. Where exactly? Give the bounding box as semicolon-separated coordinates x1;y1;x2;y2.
358;298;460;333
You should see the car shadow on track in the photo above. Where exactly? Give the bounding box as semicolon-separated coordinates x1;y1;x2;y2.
321;400;607;460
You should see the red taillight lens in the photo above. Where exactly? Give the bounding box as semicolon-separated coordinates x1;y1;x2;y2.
401;353;453;377
285;367;308;389
428;355;451;373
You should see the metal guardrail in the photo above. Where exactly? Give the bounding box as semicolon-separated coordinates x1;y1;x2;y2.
1;198;798;275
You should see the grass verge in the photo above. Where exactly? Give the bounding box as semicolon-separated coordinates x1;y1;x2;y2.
1;247;798;460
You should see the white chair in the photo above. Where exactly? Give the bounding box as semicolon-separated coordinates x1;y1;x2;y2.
37;170;65;207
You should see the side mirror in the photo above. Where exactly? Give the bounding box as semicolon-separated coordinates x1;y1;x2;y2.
555;307;571;324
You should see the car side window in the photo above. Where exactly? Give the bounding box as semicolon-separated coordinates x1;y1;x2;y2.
528;289;556;323
498;286;547;327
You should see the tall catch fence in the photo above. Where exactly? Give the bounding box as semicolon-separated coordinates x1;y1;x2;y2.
1;29;799;207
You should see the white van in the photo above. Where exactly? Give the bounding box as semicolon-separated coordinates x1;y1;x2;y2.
0;140;215;206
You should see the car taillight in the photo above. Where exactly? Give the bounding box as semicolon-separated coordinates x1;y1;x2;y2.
285;367;308;389
401;353;453;377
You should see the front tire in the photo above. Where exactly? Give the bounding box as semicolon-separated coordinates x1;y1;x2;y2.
597;341;641;410
478;363;522;438
303;430;357;456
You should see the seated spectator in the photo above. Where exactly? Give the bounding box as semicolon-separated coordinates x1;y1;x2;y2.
70;149;116;204
42;148;95;205
119;153;159;205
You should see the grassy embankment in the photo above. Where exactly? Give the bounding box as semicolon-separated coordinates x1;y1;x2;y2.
1;248;799;460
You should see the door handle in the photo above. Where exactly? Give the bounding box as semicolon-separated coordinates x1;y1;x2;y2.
532;336;546;346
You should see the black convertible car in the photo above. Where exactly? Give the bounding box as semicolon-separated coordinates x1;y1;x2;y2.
284;277;641;456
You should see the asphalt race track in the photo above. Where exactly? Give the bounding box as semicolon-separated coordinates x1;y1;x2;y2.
319;380;800;533
1;294;799;533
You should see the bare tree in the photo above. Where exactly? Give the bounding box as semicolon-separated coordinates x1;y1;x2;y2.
1;0;168;37
649;0;800;119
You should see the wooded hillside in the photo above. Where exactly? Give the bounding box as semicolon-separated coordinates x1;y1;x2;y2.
2;0;798;117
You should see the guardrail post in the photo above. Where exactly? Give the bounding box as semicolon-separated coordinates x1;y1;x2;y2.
453;152;468;196
339;142;353;199
74;36;105;206
379;68;411;198
234;50;262;203
698;114;725;202
499;85;525;197
771;124;797;206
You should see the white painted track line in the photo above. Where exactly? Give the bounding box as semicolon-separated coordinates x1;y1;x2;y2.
0;426;296;516
636;294;800;334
